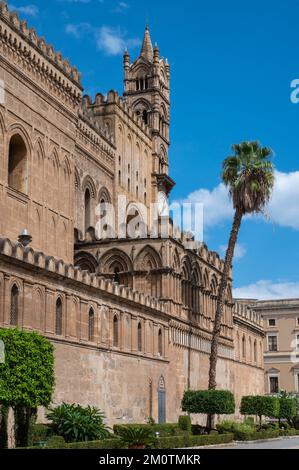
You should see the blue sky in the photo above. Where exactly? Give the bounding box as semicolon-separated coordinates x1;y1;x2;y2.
8;0;299;299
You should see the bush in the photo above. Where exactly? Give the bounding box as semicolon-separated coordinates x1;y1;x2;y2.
216;420;255;440
28;424;53;447
152;432;234;449
47;403;110;443
293;416;299;430
67;438;123;449
45;436;66;449
182;390;235;415
279;398;297;423
117;426;155;448
240;395;279;427
113;423;181;438
178;415;191;432
238;429;280;441
279;428;299;437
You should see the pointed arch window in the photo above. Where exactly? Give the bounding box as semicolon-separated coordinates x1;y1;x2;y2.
8;134;28;193
242;335;246;360
88;308;95;342
158;329;163;356
10;285;19;326
55;298;63;336
113;315;119;347
138;322;142;352
254;340;257;363
84;188;91;233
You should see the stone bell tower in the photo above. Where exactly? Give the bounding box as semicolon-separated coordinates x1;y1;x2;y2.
123;26;174;200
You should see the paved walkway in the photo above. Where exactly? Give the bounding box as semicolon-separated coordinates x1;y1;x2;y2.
206;436;299;449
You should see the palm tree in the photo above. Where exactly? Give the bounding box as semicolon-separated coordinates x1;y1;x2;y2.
207;141;275;427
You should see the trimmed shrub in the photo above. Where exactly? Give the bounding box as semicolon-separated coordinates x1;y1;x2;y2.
182;390;235;415
240;395;279;427
279;398;297;424
279;428;299;437
67;438;123;449
45;436;66;449
216;420;255;440
178;415;191;432
152;432;234;449
113;423;181;437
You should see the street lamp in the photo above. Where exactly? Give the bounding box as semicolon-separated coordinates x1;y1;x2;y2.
18;229;32;247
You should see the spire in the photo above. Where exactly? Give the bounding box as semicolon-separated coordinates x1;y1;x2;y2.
140;24;153;62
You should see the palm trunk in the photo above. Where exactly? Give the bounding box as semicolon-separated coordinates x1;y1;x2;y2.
207;206;243;430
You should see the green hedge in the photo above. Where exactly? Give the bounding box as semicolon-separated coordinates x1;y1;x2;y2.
113;423;182;437
182;390;235;415
279;428;299;437
152;432;234;449
66;438;123;449
235;429;280;441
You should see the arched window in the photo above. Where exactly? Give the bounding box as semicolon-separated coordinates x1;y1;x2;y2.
10;285;19;326
138;322;142;352
55;298;63;336
118;170;121;184
158;329;163;356
84;188;91;232
8;134;27;193
142;110;148;125
144;192;147;204
242;335;246;360
113;267;120;284
88;308;95;342
128;178;130;192
254;340;257;363
113;315;119;347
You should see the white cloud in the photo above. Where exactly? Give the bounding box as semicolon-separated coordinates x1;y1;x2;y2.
96;26;139;55
220;243;246;260
65;22;140;56
112;1;129;12
175;170;299;231
233;280;299;300
65;23;93;38
10;4;39;17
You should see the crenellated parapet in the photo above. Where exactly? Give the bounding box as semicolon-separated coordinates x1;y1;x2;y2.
233;300;264;331
83;90;151;138
0;1;82;108
0;236;171;316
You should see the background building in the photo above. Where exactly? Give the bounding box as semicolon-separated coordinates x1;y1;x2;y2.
253;299;299;394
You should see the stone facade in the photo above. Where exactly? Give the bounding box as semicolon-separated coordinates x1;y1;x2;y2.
0;2;264;426
252;299;299;394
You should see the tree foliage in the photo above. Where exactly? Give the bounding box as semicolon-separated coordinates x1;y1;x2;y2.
240;395;279;426
182;390;235;416
0;328;55;407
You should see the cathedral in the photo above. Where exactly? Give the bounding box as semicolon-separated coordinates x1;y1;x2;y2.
0;2;264;425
